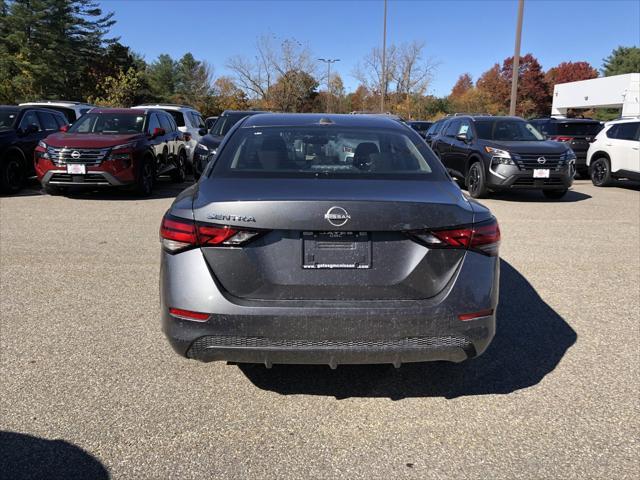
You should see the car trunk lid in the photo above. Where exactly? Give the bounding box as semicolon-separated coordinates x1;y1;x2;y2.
190;178;474;301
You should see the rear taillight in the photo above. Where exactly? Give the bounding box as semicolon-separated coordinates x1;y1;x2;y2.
550;136;572;142
160;214;263;253
407;218;500;256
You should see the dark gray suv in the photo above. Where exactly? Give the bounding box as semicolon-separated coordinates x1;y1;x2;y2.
432;115;576;199
160;113;500;368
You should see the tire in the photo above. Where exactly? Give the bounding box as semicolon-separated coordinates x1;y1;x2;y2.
135;156;155;197
466;161;489;198
170;150;186;183
542;189;568;200
590;157;612;187
0;154;25;194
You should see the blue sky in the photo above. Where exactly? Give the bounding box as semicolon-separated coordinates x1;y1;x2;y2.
101;0;640;96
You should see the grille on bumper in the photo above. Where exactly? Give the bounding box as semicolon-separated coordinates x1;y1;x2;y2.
47;147;110;166
515;154;565;171
513;177;565;186
49;173;111;185
187;335;472;358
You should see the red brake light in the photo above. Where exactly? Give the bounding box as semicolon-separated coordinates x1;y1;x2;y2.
550;136;572;142
197;225;238;245
160;214;263;253
169;308;210;322
160;216;197;246
408;218;500;256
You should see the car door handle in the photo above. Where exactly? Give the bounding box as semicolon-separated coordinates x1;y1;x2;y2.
605;143;613;146
632;147;639;150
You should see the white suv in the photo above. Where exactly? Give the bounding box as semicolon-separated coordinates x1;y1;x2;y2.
587;118;640;186
19;100;94;124
132;104;206;168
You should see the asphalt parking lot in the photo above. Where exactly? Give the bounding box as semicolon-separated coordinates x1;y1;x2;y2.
1;178;639;479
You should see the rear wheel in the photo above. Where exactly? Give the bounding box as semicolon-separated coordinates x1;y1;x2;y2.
542;189;568;200
0;155;25;194
466;162;489;198
135;156;155;196
170;150;186;183
590;157;612;187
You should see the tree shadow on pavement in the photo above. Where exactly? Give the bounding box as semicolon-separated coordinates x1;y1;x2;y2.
0;431;109;480
238;259;577;400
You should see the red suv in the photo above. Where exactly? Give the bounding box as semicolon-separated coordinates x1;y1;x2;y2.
35;108;188;195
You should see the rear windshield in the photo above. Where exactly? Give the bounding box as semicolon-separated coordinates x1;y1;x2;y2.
475;119;544;141
212;126;445;179
0;109;18;130
551;122;602;136
68;112;145;134
210;114;248;137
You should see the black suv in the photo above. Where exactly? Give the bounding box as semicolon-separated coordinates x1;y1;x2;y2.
193;110;267;179
407;120;433;139
529;117;602;177
431;115;575;199
0;105;68;193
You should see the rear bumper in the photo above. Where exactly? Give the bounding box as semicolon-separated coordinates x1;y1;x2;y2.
160;248;499;367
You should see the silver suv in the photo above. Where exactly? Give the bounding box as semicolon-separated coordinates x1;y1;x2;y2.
133;104;206;168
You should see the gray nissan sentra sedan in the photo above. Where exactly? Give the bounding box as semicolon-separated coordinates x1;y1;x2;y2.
160;113;500;368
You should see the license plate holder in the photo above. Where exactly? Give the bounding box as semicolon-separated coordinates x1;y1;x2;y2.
302;231;371;269
67;164;86;174
533;168;550;178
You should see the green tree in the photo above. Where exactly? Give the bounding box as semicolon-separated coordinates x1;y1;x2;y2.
0;0;115;102
173;52;213;109
89;67;146;107
146;54;177;101
602;46;640;76
267;69;318;112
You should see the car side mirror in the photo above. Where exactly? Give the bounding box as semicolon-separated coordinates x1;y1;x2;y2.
198;128;208;136
59;124;69;132
151;127;165;138
456;133;468;142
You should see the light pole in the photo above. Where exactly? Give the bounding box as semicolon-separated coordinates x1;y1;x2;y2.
380;0;388;113
318;58;340;113
509;0;525;116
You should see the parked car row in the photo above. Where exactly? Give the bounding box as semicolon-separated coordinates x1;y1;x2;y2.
1;101;638;196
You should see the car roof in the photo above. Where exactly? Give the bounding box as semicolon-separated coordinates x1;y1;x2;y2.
133;104;197;112
88;107;154;115
221;109;268;116
1;105;65;115
606;116;640;125
531;117;601;123
241;113;408;130
19;101;94;108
